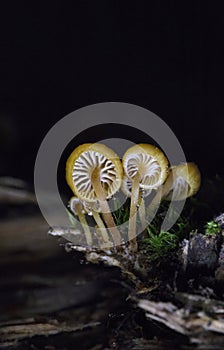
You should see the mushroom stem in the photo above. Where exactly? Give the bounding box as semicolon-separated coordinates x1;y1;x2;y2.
147;187;163;220
91;170;122;247
138;193;147;231
92;211;111;247
72;203;93;246
128;172;140;252
147;170;175;219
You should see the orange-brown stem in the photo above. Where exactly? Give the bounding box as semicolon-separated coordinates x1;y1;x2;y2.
138;193;146;231
146;187;162;220
92;211;111;248
91;170;122;247
128;173;140;252
74;203;93;246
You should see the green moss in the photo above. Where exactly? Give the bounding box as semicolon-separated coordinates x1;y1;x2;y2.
136;200;197;260
204;220;220;236
141;229;178;260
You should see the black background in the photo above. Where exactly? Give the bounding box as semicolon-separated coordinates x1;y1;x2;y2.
1;1;223;184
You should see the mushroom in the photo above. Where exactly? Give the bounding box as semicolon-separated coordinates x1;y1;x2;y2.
121;175;152;231
147;162;201;218
68;196;92;246
122;144;169;251
66;143;123;247
82;200;111;247
162;162;201;201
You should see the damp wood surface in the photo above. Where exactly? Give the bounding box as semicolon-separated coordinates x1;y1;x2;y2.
1;183;224;349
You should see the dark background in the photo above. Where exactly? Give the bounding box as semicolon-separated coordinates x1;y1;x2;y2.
1;1;223;184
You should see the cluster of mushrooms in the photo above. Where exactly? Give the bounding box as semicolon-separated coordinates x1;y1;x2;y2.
66;143;201;252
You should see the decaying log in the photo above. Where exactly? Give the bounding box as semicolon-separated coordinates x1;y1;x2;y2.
2;180;224;349
138;293;224;346
0;318;100;342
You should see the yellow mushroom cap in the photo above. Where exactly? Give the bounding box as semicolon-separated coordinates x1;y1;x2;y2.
122;144;169;190
163;162;201;201
66;143;123;202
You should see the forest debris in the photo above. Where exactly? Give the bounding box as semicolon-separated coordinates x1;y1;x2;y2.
49;226;81;244
214;214;224;283
138;299;187;335
187;233;219;272
120;338;184;350
0;318;100;342
138;293;224;344
217;242;224;267
215;213;224;229
180;232;221;275
64;242;146;287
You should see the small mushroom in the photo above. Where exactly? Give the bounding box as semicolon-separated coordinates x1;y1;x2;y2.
66;143;123;247
83;200;111;247
69;196;92;246
121;175;152;230
162;163;201;201
122;144;168;251
147;162;201;218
